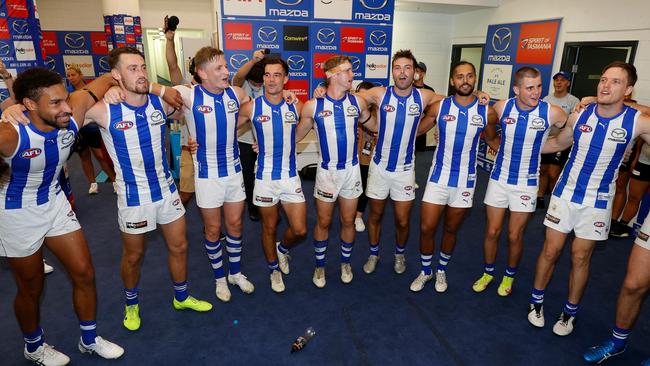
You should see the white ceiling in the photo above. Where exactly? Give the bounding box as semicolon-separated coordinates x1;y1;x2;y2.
394;0;500;14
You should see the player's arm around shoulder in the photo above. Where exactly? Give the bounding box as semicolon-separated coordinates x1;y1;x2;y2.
484;105;500;151
543;111;577;153
238;98;254;127
549;104;568;128
83;100;109;130
232;85;252;105
417;98;441;136
635;111;650;145
0;120;18;157
357;97;377;132
296;99;316;142
422;89;444;109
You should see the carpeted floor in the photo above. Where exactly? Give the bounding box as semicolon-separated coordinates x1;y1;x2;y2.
0;150;648;365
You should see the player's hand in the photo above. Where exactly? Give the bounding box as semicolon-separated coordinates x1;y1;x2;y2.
475;90;490;105
0;59;11;79
313;86;326;98
1;104;28;125
103;86;126;104
252;50;265;63
574;96;596;113
188;137;199;154
162;86;184;110
282;90;298;104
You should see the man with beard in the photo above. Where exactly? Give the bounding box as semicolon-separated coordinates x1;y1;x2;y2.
0;68;124;364
237;58;307;292
528;61;650;337
85;47;213;331
410;61;497;293
296;55;374;287
472;67;567;297
352;50;444;276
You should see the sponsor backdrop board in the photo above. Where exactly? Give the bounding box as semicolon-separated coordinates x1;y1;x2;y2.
0;0;44;102
42;31;110;84
220;0;394;102
477;18;562;171
103;14;144;54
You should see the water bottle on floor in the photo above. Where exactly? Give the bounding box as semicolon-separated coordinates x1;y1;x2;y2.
291;327;316;353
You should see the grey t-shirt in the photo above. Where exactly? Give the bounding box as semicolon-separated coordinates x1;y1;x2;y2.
543;93;580;135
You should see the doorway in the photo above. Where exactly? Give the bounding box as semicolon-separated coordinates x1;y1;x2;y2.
559;41;637;99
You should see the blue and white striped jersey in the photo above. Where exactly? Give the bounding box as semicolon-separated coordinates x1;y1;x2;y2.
373;86;424;172
101;95;176;207
312;93;360;170
490;98;552;186
251;96;299;180
554;103;639;208
429;96;487;188
1;115;79;209
179;84;242;178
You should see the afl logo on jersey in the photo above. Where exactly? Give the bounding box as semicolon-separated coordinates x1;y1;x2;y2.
443;114;456;122
503;117;516;125
383;104;395;112
579;124;593;133
318;110;333;118
256;115;271;123
196;105;213;114
114;121;134;130
21;148;42;159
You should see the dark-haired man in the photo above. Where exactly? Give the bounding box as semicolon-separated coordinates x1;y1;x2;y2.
0;68;123;364
528;61;650;337
472;67;567;297
353;50;444;276
411;61;497;293
85;47;213;332
238;58;307;292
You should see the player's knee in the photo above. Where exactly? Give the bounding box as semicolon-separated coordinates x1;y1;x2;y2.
292;224;308;239
317;215;332;229
443;222;460;235
507;230;523;245
395;216;409;231
541;245;561;262
168;239;188;256
72;264;96;288
486;226;502;240
621;274;650;296
570;249;592;267
203;225;222;242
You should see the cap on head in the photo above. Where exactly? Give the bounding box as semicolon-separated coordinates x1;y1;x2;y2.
553;71;571;81
416;62;427;73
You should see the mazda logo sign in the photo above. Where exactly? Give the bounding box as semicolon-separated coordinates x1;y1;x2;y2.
0;41;10;56
492;27;512;53
369;30;387;46
276;0;303;5
229;54;250;69
44;56;56;70
98;56;110;72
317;28;335;45
360;0;388;10
258;26;278;43
64;33;86;49
349;56;361;71
287;55;305;71
12;19;29;35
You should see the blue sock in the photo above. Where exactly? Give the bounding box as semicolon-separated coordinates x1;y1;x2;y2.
341;240;354;263
505;266;517;278
204;238;225;279
436;251;452;271
611;326;630;350
23;327;44;353
563;301;579;316
80;320;97;346
124;287;139;306
484;263;495;275
278;242;289;254
268;260;279;273
420;253;433;275
314;239;328;267
530;288;545;304
226;234;243;275
395;244;406;255
174;281;188;302
369;243;379;256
